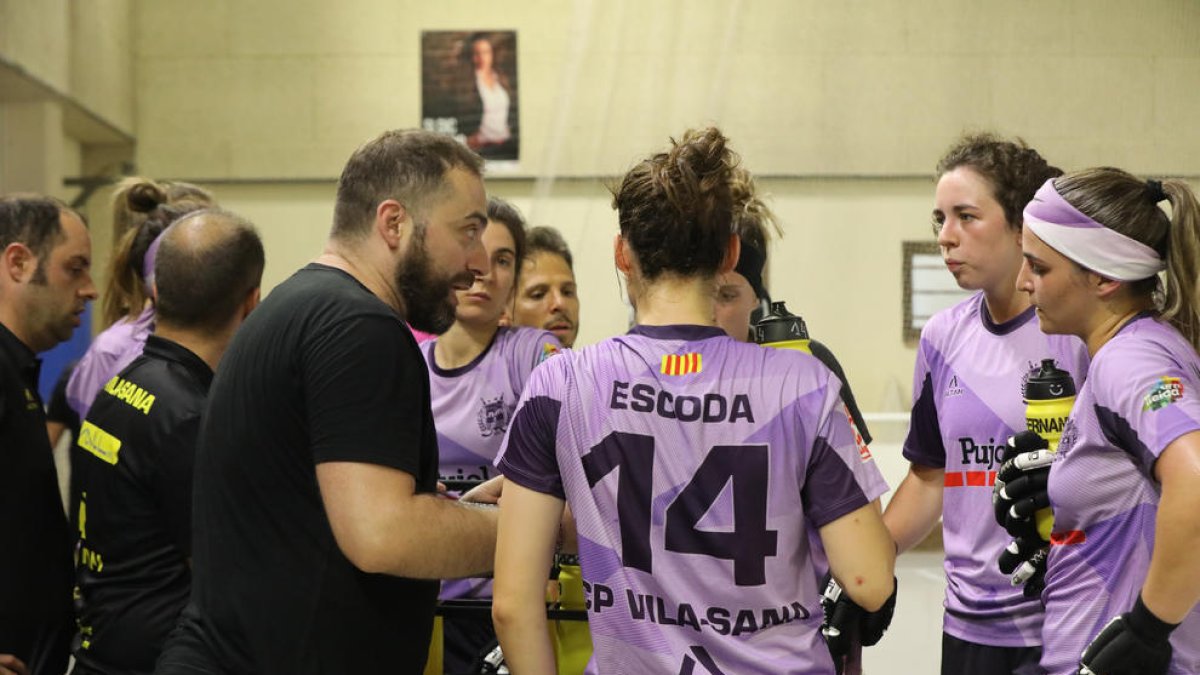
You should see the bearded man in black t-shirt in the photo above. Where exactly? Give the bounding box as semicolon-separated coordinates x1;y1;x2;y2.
156;130;503;675
0;196;98;675
71;210;264;675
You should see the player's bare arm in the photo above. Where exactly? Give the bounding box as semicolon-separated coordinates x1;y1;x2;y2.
492;480;563;675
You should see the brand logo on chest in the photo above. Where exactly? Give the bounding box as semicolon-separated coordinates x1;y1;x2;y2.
944;375;963;398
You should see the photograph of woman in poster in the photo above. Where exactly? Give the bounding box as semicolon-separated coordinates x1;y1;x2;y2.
422;31;519;163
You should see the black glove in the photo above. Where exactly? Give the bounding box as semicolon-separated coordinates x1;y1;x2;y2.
820;573;898;657
999;539;1048;600
992;431;1053;541
1078;595;1178;675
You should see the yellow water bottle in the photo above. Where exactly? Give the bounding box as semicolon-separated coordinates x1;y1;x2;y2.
1022;359;1076;540
753;301;811;353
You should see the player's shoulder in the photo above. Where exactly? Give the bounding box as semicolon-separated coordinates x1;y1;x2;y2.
1092;316;1194;387
497;326;562;359
918;292;982;348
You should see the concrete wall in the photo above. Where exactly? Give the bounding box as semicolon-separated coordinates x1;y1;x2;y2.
128;0;1200;408
133;0;1200;179
5;0;1198;408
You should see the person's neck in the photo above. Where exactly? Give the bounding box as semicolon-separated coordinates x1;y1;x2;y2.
154;322;232;372
634;276;717;328
1080;298;1154;358
0;303;47;354
316;241;404;315
435;321;499;369
982;283;1031;325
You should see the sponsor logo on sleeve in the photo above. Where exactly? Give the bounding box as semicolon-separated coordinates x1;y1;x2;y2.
1143;376;1184;412
661;352;703;376
538;342;561;363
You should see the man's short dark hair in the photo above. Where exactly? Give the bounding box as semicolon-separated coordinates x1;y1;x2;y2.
154;209;265;332
526;226;573;270
332;129;485;240
0;195;81;278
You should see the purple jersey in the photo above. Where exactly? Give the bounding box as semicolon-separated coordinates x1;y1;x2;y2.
421;326;561;599
1041;315;1200;675
904;294;1088;647
66;307;154;419
422;326;562;483
496;324;884;675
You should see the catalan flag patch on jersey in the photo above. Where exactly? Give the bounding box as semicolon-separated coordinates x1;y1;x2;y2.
661;352;702;376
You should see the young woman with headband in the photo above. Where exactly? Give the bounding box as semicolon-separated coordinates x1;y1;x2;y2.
882;134;1089;674
491;127;895;674
1015;170;1200;675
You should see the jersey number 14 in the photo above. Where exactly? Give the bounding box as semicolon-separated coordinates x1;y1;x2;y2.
581;431;779;586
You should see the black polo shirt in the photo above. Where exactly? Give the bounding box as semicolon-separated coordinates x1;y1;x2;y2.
0;321;73;674
72;335;212;675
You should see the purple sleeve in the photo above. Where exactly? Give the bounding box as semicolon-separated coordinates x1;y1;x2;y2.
801;382;871;528
510;329;563;395
803;436;871;528
1093;348;1200;480
902;338;946;468
495;395;565;499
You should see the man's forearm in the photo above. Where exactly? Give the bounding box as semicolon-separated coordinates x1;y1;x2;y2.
376;496;500;579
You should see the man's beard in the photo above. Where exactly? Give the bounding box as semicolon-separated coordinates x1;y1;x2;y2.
395;229;472;335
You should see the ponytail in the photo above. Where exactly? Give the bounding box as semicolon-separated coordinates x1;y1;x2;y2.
1160;180;1200;350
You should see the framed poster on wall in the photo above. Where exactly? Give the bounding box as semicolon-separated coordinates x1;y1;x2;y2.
421;31;519;166
903;240;972;341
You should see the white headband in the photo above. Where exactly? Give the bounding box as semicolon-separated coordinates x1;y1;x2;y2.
1023;180;1166;281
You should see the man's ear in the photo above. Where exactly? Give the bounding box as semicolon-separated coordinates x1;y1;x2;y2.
242;286;262;318
2;243;36;283
375;200;409;250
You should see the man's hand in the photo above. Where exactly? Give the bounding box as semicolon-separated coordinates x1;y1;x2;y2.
461;476;504;505
993;431;1053;541
820;573;897;657
1079;595;1177;675
0;654;28;675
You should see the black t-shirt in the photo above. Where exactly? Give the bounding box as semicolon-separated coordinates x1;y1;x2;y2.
72;335;212;674
157;264;440;675
0;322;73;674
46;361;86;535
46;360;81;437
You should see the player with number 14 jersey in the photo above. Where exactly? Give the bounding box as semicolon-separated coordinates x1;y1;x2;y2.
497;324;886;674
